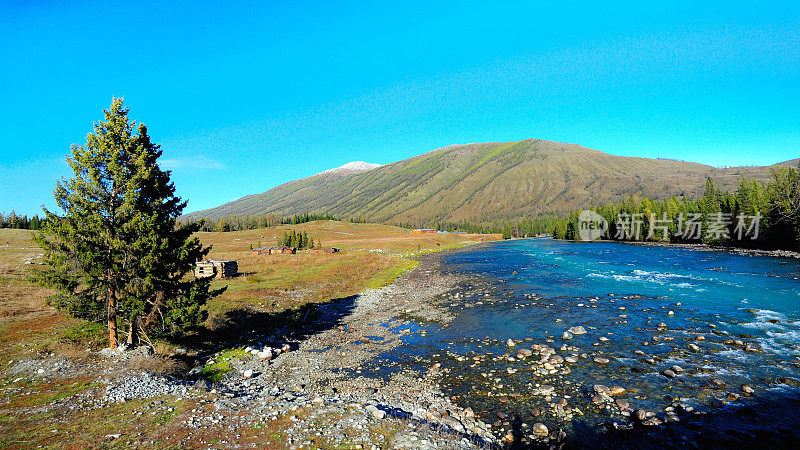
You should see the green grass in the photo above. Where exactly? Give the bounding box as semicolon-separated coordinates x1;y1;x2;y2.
0;377;98;409
364;259;418;289
57;321;106;346
200;348;247;381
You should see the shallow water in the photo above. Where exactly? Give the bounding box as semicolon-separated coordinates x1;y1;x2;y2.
366;239;800;445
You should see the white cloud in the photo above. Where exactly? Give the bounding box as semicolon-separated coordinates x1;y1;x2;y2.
160;155;226;171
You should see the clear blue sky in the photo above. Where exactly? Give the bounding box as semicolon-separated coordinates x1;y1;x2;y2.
1;0;799;216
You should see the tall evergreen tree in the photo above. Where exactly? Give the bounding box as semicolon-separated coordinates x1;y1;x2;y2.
31;98;224;347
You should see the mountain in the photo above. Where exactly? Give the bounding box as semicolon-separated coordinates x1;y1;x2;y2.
182;139;795;224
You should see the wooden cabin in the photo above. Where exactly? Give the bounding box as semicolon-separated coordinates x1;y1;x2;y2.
269;246;296;255
195;260;238;279
250;246;296;255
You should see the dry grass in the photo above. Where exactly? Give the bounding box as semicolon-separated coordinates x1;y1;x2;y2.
198;220;499;322
0;223;499;447
0;222;498;352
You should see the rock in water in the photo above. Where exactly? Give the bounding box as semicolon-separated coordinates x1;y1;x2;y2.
507;339;516;347
532;422;549;437
568;326;587;335
561;331;573;340
662;369;676;378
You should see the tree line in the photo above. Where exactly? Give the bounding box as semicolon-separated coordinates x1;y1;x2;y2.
184;212;337;232
0;212;45;230
553;163;800;251
395;215;563;239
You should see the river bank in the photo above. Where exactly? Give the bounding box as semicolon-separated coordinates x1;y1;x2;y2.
621;240;800;259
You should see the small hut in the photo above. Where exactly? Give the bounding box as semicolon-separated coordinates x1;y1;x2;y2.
194;260;238;279
267;246;296;255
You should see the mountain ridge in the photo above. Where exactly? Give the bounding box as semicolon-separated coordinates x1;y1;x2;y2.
182;139;797;224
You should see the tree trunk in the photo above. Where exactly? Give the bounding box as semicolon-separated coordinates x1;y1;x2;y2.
127;315;138;346
108;285;118;348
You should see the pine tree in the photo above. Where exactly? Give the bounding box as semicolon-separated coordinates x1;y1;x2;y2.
31;98;224;347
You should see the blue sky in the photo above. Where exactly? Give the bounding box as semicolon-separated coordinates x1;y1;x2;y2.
1;0;799;216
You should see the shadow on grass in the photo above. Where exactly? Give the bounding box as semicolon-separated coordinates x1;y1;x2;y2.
169;294;359;360
503;389;800;449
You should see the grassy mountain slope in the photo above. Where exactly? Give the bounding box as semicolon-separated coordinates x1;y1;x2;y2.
183;139;793;224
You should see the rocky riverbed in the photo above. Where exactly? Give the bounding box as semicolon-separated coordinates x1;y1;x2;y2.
4;256;500;448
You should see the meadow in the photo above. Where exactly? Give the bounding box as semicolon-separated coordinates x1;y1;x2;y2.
0;222;498;447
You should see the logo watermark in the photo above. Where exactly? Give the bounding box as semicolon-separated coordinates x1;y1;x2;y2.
577;210;609;241
578;211;761;241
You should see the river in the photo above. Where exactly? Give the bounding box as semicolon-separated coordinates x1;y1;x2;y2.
366;238;800;446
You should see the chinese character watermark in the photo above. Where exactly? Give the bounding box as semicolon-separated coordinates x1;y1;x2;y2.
578;210;761;242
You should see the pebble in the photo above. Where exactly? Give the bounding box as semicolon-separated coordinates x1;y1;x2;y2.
561;331;573;340
367;405;386;420
593;357;610;364
532;422;548;437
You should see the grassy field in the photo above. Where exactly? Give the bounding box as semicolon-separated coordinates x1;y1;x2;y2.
0;221;498;447
200;220;496;323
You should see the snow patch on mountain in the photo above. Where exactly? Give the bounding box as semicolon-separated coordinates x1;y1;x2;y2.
319;161;382;175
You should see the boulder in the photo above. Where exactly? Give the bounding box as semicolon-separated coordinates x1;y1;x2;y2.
568;326;587;335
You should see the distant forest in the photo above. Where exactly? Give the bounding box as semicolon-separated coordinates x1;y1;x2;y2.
183;213;338;232
0;212;45;230
553;163;800;252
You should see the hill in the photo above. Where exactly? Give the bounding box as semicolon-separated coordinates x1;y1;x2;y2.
183;139;795;225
